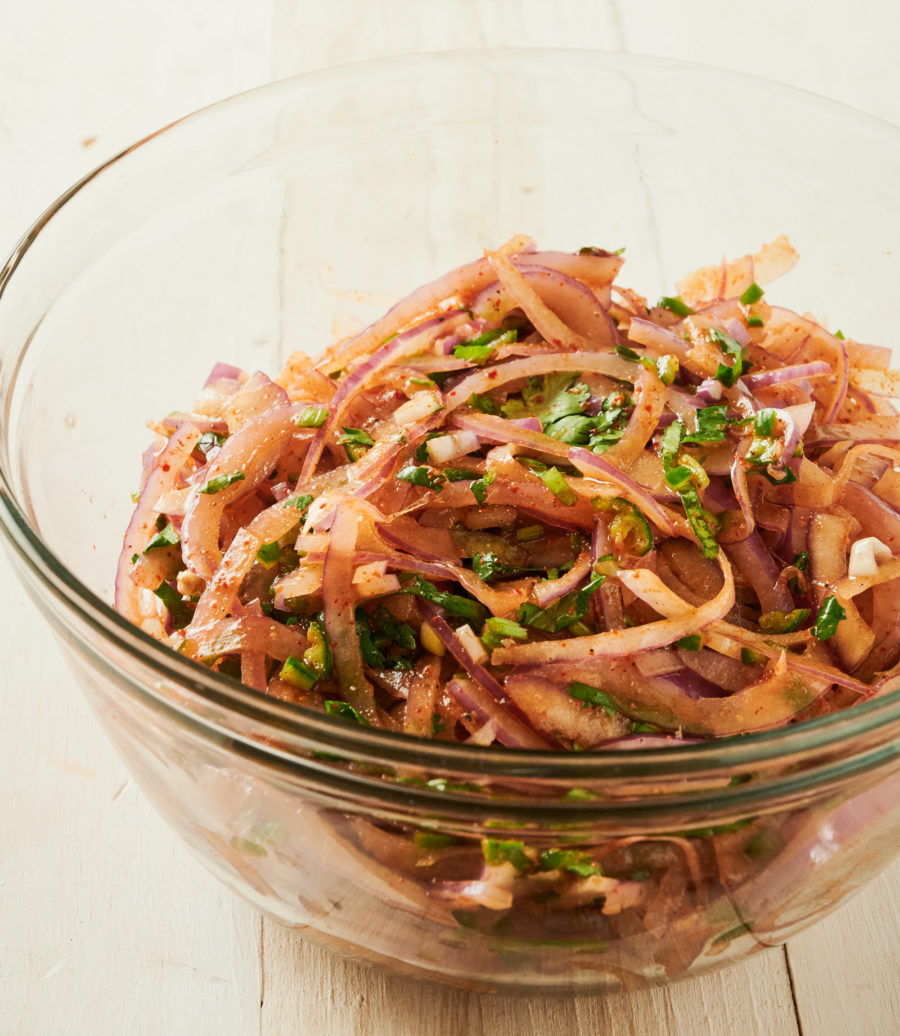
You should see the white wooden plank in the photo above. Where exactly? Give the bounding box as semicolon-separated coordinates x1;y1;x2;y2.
260;918;797;1036
786;861;900;1036
0;3;274;1034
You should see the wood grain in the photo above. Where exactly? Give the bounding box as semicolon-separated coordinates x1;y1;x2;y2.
260;919;799;1036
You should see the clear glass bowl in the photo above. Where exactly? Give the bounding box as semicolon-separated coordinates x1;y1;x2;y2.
1;50;898;993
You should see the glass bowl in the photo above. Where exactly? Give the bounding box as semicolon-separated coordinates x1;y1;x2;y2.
0;50;898;994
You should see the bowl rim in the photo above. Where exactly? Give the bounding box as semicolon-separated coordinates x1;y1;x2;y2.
1;46;900;787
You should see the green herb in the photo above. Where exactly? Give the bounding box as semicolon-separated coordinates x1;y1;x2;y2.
339;426;374;460
587;390;635;454
280;655;319;691
656;354;679;385
592;497;653;556
741;647;766;666
708;327;746;387
629;721;662;734
481;617;528;650
195;431;226;457
144;521;180;552
835;329;845;340
283;493;314;512
739;282;765;305
753;409;777;437
562;787;599;800
153;581;193;629
538;849;603;877
200;471;245;495
501;372;591;426
518;578;599;634
468;392;500;414
443;467;480;482
217;657;242;680
615;344;640;362
793;552;809;572
658;295;694;318
472;551;505;582
751;464;798;485
813;595;846;641
400;576;486;627
543;413;598;446
683;405;729;444
431;713;446;735
414;432;442;463
481;839;532;872
470;469;496;505
295;406;329;428
324;699;369;725
659;420;684;467
355;612;386;668
677;634;703;651
397;465;445;493
567;682;620;717
516;524;544;542
759;608;810;634
533;465;577;506
256;541;282;566
454;328;517;364
747;314;764;328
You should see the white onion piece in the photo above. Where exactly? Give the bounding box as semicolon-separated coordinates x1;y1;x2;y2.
848;537;892;579
456;623;489;665
393;391;443;426
426;429;480;464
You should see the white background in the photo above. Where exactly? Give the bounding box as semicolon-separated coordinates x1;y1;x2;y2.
1;2;898;1034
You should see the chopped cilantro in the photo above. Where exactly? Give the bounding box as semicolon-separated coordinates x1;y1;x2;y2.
567;682;620;716
472;551;505;582
454;328;517;363
813;595;846;641
256;541;282;566
470;469;496;504
683;405;728;444
656;354;679;385
518;573;604;633
195;431;226;457
153;581;192;629
324;700;369;725
399;576;486;627
793;551;809;572
144;521;180;552
442;467;480;482
200;471;245;494
708;327;746;387
397;465;445;492
468;392;500;414
501;372;591;427
283;493;313;512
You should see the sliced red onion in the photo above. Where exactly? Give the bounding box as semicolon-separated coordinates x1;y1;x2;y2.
724;533;793;613
532;554;591;606
204;361;243;387
744;362;831;391
444;676;553;750
472;264;617;349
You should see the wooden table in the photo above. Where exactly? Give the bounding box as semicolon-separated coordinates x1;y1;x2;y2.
2;2;898;1032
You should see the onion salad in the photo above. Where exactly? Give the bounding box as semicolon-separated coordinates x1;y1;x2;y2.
117;235;900;746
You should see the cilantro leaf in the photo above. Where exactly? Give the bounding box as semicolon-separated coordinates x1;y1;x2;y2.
399;576;486;627
502;372;590;426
